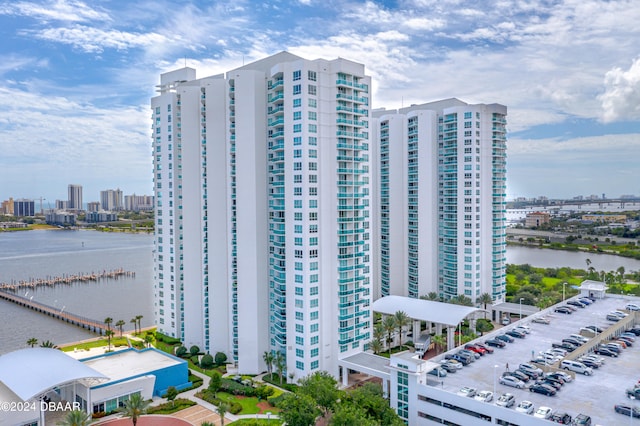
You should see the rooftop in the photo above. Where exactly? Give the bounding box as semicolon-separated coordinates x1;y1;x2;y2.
373;295;482;327
431;295;640;425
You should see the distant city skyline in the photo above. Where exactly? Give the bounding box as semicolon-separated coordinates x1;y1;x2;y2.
1;1;639;201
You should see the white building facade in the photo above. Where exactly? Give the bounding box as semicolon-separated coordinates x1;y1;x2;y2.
68;184;83;211
152;52;373;379
373;100;507;303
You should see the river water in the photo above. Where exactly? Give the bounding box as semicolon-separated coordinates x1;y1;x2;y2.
1;230;640;356
0;230;153;354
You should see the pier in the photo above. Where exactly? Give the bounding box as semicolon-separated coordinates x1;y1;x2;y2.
0;290;107;334
0;269;135;291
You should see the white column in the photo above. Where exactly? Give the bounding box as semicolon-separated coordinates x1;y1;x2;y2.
447;326;455;350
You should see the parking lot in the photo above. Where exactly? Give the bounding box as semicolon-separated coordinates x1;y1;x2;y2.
433;295;640;425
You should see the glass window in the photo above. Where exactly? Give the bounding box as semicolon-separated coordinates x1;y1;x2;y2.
293;98;302;107
293;70;301;81
293;84;301;95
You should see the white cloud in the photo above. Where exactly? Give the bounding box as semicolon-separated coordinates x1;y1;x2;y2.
600;57;640;123
0;0;110;22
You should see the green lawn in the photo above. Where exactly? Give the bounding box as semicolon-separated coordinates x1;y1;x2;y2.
216;392;280;415
231;419;281;425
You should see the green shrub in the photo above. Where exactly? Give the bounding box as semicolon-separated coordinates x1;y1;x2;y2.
175;346;187;357
195;390;242;414
200;354;214;368
220;378;254;395
190;345;200;356
215;351;228;366
147;398;196;414
267;393;287;408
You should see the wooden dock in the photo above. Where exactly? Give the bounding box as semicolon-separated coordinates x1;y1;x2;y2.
0;290;106;334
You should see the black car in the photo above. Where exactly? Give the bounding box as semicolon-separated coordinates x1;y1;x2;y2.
485;338;506;348
542;376;564;387
615;404;640;418
529;383;556;396
552;342;577;352
554;306;573;314
567;300;586;308
503;370;530;382
578;358;599;369
496;334;514;343
505;330;526;339
562;338;582;347
445;354;472;365
538;378;562;390
584;325;604;333
551;412;572;424
545;372;566;384
594;346;618;357
628;326;640;336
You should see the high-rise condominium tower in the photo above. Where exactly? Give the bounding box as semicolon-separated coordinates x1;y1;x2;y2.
373;99;507;303
100;189;123;211
68;184;83;211
152;52;372;378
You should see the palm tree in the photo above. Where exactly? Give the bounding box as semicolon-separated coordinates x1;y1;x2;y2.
40;340;57;348
144;332;154;348
368;339;383;355
26;337;38;348
478;293;493;320
105;329;115;351
617;266;626;284
383;315;396;355
122;393;149;426
450;294;473;306
57;409;91;426
130;318;138;334
274;351;286;385
262;351;275;379
373;322;385;343
394;310;410;348
116;319;126;337
104;317;113;333
135;315;144;334
432;334;446;354
421;292;441;302
216;402;229;426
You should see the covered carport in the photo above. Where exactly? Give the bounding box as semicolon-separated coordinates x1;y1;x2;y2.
372;295;483;356
338;352;391;393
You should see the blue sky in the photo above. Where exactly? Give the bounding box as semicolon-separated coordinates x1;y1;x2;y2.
0;0;639;205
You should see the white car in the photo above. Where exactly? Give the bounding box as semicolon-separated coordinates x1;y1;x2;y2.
499;375;525;389
474;390;493;402
514;325;531;334
516;400;534;414
531;316;550;324
457;386;477;398
440;359;463;369
534;406;553;419
496;393;515;407
626;303;640;311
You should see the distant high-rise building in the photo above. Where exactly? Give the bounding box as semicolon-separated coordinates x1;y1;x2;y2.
56;200;69;210
152;52;372;378
372;99;507;303
87;202;101;212
14;199;35;217
124;194;154;211
1;198;14;215
68;184;83;210
100;189;123;211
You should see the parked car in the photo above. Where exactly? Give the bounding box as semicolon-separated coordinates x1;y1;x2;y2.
560;360;593;375
620;332;636;341
504;370;530;382
562;338;583;347
506;329;526;339
594;346;618;357
567;300;586;308
578;298;593;305
516;400;534;414
552;342;577;352
534;406;553;418
555;306;573;314
625;303;640;311
607;313;622;322
544;372;566;384
568;334;589;344
496;334;515;343
538;378;562;390
485;338;506;348
444;354;471;365
465;344;487;355
617;336;634;346
583;325;603;333
626;387;640;400
519;363;543;376
496;393;515;408
474;343;494;354
457;386;477;397
530;384;557;396
458;349;480;360
615;403;640;418
499;375;526;389
474;390;493;402
628;326;640;336
428;367;448;377
549;347;568;358
439;361;460;373
603;342;622;353
547;371;573;383
551;412;572;424
515;324;531;333
532;316;550;324
572;413;592;425
577;358;599;369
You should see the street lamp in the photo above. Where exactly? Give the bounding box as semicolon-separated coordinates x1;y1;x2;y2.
519;298;524;320
562;282;567;302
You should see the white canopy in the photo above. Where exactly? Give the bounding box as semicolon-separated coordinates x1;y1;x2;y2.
372;295;481;327
0;348;108;401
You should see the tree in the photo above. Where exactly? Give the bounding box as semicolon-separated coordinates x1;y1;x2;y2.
40;340;57;348
383;316;396;355
121;393;149;426
144;332;154;348
130;318;138;334
432;334;446;354
208;371;222;397
26;337;38;348
475;319;494;336
298;371;339;416
478;293;494;320
393;310;410;348
263;351;275;378
278;393;320;426
420;292;441;302
116;319;126;337
135;315;144;334
368;339;383;355
105;329;115;351
216;402;229;426
164;386;178;407
200;354;214;368
175;346;187;357
214;351;227;366
348;382;404;425
274;351;286;384
330;403;377;426
190;345;200;357
57;409;91;426
104;317;113;333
